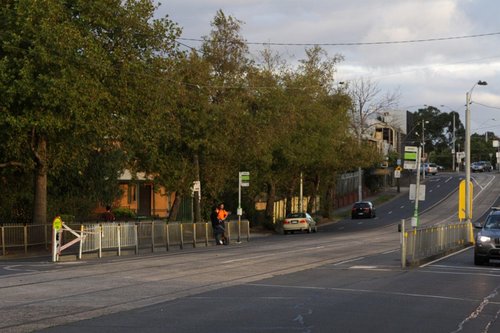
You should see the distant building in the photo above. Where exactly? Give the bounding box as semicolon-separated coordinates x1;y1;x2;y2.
115;170;174;218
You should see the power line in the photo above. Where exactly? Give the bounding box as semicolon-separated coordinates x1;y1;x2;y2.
178;31;500;47
471;101;500;110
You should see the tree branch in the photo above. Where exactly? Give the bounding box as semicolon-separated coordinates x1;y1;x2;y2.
0;161;24;169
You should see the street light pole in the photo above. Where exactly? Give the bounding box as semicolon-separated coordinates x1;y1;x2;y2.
452;113;456;172
421;120;429;179
465;80;488;224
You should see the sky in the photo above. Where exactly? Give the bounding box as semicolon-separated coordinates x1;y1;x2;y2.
156;0;500;137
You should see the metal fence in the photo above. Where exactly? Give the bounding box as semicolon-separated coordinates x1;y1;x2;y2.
1;221;250;259
400;220;474;267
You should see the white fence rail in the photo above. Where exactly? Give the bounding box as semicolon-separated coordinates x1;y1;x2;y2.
2;221;250;259
400;220;474;267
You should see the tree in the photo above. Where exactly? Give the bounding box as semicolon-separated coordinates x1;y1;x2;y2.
0;0;181;223
407;106;465;168
347;78;399;200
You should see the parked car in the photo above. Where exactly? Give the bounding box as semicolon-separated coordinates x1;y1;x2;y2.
420;163;438;175
282;212;317;234
351;201;376;219
474;207;500;265
426;163;439;175
471;161;492;172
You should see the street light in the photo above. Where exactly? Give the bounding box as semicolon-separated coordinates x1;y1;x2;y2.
465;80;488;223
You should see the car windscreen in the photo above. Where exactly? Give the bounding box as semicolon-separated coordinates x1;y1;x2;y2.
484;215;500;229
286;213;306;218
354;203;370;208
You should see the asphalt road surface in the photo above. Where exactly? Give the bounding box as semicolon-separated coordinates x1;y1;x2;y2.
1;172;499;333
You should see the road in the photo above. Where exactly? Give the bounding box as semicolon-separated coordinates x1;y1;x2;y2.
0;172;499;333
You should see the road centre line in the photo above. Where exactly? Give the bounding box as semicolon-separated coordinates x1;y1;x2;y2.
334;257;365;266
247;283;478;303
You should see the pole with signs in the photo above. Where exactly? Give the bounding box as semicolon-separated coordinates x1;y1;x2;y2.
238;172;250;242
394;166;402;193
412;147;422;228
52;215;63;262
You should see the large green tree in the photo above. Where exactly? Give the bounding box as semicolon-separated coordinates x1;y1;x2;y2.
0;0;181;223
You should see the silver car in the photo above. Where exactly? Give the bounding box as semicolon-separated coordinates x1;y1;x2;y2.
282;212;317;234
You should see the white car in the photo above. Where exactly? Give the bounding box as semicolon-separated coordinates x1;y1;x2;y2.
282;212;317;234
421;163;438;175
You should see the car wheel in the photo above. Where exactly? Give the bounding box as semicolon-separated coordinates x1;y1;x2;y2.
283;230;288;235
474;254;485;265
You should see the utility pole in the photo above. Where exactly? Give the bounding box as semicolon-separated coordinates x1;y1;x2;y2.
452;113;456;172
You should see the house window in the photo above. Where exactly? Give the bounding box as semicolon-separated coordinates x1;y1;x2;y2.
128;185;137;204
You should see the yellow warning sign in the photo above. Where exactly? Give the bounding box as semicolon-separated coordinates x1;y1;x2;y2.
52;216;62;231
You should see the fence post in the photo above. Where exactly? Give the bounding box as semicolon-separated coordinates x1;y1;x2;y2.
165;223;170;251
78;225;84;260
193;223;196;248
225;221;230;245
151;222;155;253
205;223;209;247
400;219;406;268
24;225;28;254
51;226;57;262
1;226;5;256
117;224;121;257
180;223;184;249
98;225;102;258
246;221;250;241
468;222;475;245
134;224;139;255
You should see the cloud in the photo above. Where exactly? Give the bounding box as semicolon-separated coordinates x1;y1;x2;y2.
156;0;500;135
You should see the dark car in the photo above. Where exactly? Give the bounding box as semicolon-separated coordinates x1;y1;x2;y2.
351;201;376;219
474;207;500;265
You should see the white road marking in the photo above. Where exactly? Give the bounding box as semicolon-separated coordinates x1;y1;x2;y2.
334;257;365;266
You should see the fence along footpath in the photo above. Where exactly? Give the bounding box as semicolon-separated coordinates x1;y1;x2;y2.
399;219;474;267
1;220;250;261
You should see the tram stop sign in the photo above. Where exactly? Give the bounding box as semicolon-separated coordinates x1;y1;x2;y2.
403;146;418;170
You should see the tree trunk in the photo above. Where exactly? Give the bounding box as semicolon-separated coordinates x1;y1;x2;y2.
265;181;275;224
323;177;337;218
169;193;182;222
307;173;320;213
33;135;48;224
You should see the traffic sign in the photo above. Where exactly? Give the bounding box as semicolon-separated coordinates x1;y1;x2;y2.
239;171;250;187
404;146;418;170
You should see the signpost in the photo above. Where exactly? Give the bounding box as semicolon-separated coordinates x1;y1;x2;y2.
237;172;250;242
394;166;402;193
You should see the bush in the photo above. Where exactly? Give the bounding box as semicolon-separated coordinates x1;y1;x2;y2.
113;207;137;219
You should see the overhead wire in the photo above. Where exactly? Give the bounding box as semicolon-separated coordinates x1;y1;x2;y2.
178;31;500;47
